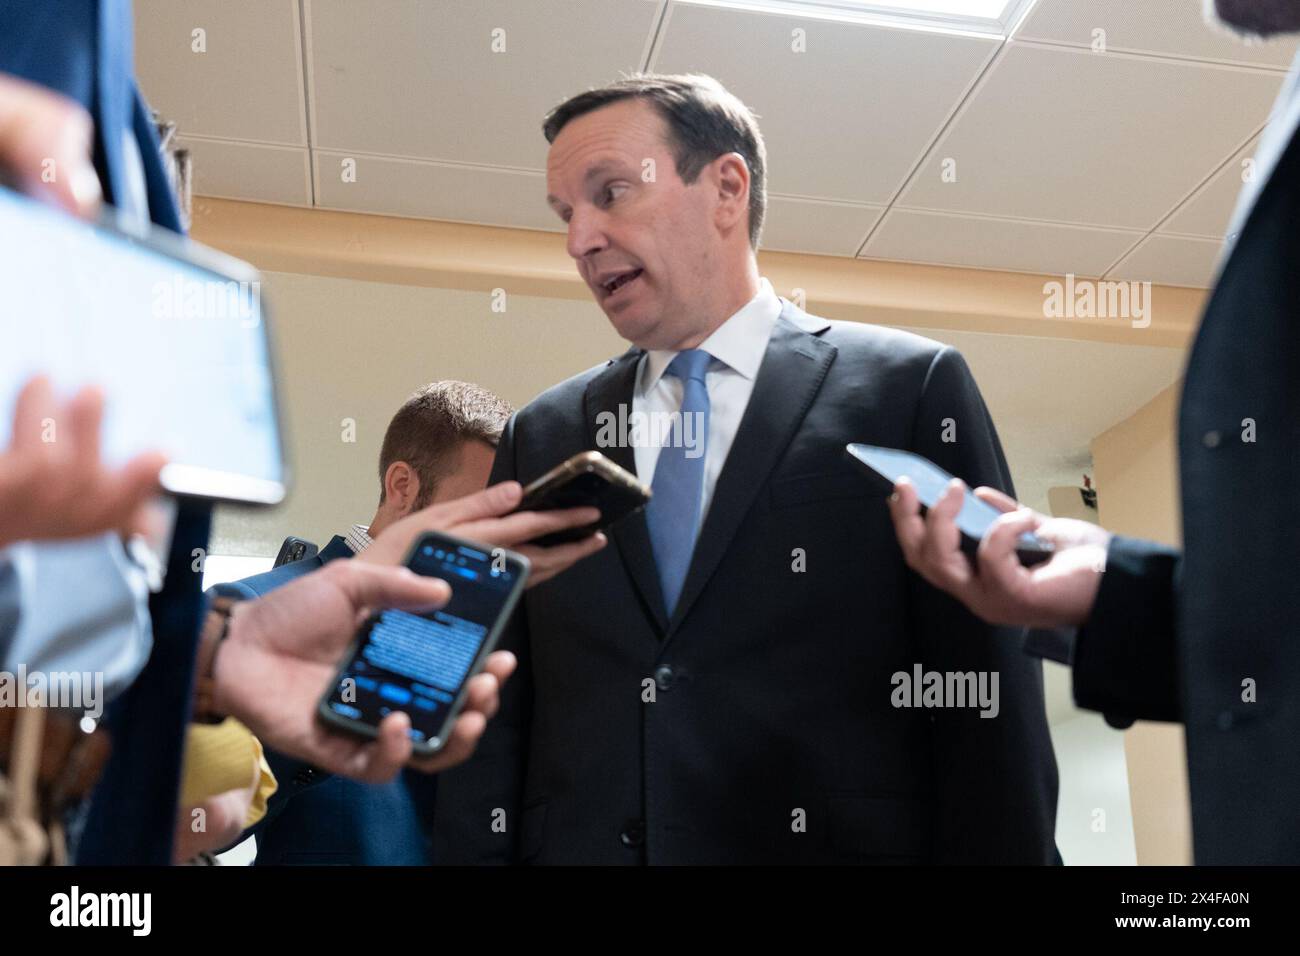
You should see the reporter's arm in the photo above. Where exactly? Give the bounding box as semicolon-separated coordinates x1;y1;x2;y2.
1070;536;1182;727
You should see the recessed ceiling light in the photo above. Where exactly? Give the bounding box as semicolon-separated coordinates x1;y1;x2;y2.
676;0;1034;37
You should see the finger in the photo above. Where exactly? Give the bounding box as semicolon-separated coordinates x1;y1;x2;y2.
330;562;451;613
459;506;601;548
887;478;927;562
461;671;501;720
0;78;101;218
411;709;486;774
65;385;105;476
975;508;1041;596
104;452;166;536
424;481;524;528
8;375;54;451
480;650;517;685
973;486;1020;514
518;532;607;584
981;508;1042;562
920;479;972;587
362;711;415;782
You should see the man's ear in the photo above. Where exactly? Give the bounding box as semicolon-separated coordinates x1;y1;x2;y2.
712;152;751;236
383;460;421;515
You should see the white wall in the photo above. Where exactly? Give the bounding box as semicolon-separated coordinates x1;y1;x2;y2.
211;270;626;557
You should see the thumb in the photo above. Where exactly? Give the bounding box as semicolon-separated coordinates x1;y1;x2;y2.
431;481;523;526
974;486;1020;514
334;562;451;614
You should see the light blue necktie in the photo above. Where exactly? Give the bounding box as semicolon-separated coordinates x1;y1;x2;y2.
646;348;712;615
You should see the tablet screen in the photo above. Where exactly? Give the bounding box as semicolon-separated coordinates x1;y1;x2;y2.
0;187;286;504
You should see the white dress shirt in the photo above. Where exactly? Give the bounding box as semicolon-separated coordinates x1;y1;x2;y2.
633;277;783;533
1222;48;1300;261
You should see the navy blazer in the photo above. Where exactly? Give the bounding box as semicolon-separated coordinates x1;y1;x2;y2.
434;304;1060;864
1070;113;1300;863
212;537;432;865
1;0;213;865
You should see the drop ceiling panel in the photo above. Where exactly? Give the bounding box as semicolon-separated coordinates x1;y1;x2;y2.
313;152;562;232
1160;136;1260;237
898;42;1283;229
1107;234;1224;288
178;137;311;205
862;208;1142;276
306;0;661;168
761;197;882;256
652;1;999;203
1016;0;1299;69
134;0;307;145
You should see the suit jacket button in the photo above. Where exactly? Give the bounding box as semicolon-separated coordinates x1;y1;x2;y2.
1217;710;1233;731
1202;430;1222;448
620;820;645;848
654;666;674;691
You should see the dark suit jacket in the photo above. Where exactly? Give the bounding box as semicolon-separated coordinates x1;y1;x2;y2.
433;303;1059;864
212;536;431;865
1;0;213;865
1069;113;1300;864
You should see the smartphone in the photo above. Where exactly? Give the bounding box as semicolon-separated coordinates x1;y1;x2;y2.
0;186;289;506
516;450;652;546
317;531;529;755
845;443;1054;566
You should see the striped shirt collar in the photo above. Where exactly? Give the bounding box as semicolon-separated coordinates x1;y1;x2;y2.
343;524;373;555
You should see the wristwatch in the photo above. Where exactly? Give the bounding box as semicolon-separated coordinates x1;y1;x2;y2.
193;594;239;724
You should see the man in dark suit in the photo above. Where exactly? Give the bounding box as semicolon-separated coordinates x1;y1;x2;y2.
215;381;512;865
887;0;1300;866
433;74;1059;864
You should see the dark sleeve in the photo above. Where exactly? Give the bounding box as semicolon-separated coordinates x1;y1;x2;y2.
204;578;327;852
430;413;534;864
1070;535;1182;728
906;346;1060;864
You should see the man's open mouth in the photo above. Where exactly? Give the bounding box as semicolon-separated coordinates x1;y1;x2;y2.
600;268;643;299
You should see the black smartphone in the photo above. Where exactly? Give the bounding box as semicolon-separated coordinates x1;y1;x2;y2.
317;531;529;755
845;443;1054;567
516;450;652;546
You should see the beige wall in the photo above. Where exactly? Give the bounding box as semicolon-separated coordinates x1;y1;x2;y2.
212;271;626;555
1090;382;1194;865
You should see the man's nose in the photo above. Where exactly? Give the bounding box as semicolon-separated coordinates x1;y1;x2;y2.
566;208;607;261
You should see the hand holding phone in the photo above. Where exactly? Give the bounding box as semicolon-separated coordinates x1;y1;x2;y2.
515;451;651;546
846;443;1054;566
882;456;1114;630
318;531;529;756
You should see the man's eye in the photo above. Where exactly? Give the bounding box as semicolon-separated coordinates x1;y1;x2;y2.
601;184;628;206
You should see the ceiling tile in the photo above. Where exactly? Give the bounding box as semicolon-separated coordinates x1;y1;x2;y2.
181;137;311;205
897;42;1282;229
306;0;661;168
761;197;881;256
653;1;998;203
1107;234;1224;288
1016;0;1299;69
1160;136;1260;237
135;0;307;145
861;208;1142;276
313;152;562;232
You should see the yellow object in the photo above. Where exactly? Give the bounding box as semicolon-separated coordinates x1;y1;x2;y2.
180;719;278;827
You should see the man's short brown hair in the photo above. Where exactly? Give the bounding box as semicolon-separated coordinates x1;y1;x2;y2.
378;381;513;509
542;72;767;249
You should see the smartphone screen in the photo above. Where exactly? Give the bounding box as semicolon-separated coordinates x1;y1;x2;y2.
319;533;528;752
845;443;1053;563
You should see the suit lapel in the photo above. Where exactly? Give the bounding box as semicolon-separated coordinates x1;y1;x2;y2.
668;306;836;633
584;350;672;634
